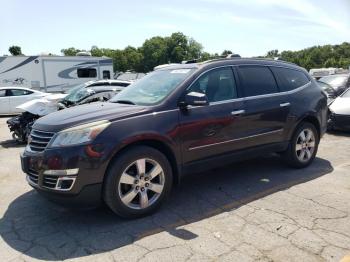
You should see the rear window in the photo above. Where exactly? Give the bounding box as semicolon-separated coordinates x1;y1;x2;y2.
77;68;97;78
342;88;350;98
238;66;278;97
271;67;309;92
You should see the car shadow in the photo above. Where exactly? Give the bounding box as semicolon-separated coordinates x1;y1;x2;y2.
327;130;350;137
0;155;333;260
0;139;25;148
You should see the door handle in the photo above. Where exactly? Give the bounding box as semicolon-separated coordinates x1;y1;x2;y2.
280;102;290;107
231;110;245;116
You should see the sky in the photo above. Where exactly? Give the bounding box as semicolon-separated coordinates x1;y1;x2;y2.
0;0;349;57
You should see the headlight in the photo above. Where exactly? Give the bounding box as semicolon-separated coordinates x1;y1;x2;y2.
48;120;110;148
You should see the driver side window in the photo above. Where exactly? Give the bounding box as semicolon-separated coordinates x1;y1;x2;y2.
187;67;237;103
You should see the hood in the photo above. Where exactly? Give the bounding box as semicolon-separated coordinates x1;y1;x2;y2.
16;98;59;116
329;97;350;115
16;94;67;116
33;102;148;132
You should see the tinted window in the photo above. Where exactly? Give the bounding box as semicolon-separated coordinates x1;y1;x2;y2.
8;89;33;96
103;70;111;79
111;82;130;87
271;67;309;91
0;90;6;97
77;68;97;78
188;67;237;103
89;82;109;87
238;66;278;97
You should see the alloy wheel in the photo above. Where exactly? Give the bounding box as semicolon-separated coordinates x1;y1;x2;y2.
295;128;316;162
118;158;165;210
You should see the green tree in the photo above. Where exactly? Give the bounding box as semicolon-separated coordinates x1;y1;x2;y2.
141;36;169;72
221;50;233;56
187;38;203;60
9;45;23;56
90;46;103;57
61;47;81;56
266;49;279;58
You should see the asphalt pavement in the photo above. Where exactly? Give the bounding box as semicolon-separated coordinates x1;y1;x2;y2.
0;117;349;262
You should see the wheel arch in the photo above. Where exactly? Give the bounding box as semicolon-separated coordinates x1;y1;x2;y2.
106;139;181;185
300;115;321;137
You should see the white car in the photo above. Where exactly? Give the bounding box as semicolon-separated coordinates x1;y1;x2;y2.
0;87;49;114
328;88;350;131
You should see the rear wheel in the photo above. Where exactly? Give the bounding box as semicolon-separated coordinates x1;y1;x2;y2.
103;146;173;218
282;122;319;168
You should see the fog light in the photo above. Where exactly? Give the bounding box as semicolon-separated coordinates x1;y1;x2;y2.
43;168;79;176
56;177;76;190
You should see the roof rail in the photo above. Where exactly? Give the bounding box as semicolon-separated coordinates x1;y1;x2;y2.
181;59;199;64
226;54;241;58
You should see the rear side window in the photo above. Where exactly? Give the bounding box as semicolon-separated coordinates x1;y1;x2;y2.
0;90;6;97
8;89;33;96
77;68;97;78
271;67;309;92
238;66;278;97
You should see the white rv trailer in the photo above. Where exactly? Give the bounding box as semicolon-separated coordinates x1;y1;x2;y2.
0;56;113;92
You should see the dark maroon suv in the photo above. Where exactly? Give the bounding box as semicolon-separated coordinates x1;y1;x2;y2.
21;58;328;218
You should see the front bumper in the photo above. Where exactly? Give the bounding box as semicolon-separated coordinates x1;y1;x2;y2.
20;144;109;207
328;113;350;131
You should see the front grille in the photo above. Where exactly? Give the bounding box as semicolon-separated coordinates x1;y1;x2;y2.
43;175;58;189
28;168;39;184
29;129;55;152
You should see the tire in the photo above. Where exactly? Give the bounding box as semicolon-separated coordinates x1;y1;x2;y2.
282;122;319;168
103;146;173;218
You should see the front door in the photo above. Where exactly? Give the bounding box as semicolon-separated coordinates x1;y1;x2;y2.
179;67;245;164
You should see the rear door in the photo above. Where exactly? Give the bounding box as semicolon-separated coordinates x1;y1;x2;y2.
0;89;10;114
8;89;35;113
236;65;290;147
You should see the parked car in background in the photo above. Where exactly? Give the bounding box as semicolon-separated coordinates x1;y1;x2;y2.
7;94;66;142
61;79;131;93
328;88;350;131
316;80;337;102
21;58;328;218
309;68;349;80
8;86;119;142
58;85;119;109
0;87;49;115
318;74;350;98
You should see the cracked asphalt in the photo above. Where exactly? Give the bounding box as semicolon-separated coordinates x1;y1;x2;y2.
0;117;350;262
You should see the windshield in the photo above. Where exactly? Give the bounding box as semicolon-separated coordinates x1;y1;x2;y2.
341;88;350;98
319;75;348;88
117;72;138;81
110;68;195;105
63;87;95;103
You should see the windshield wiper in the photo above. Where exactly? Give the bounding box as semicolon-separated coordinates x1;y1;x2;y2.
113;100;136;105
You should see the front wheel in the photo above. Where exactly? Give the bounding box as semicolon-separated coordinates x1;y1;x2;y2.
103;146;173;218
282;122;319;168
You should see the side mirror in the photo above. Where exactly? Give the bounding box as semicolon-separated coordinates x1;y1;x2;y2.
180;92;209;108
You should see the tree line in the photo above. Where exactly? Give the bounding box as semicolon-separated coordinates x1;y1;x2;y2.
8;32;350;72
263;42;350;70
